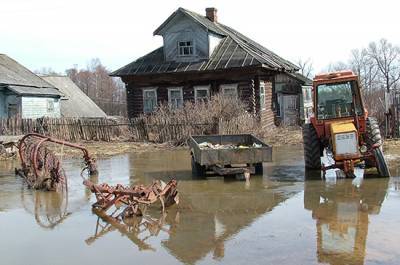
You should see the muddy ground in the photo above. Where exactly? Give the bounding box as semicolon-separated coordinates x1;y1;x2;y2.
2;127;400;160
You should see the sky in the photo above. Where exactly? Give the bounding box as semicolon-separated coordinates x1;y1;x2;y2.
1;0;400;74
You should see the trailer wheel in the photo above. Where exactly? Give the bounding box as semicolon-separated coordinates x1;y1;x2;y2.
191;156;205;177
302;124;322;169
374;148;390;177
255;163;263;175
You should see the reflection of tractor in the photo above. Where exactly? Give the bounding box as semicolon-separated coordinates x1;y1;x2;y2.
303;178;389;265
303;71;390;177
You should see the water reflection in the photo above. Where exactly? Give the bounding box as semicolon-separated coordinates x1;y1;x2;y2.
304;178;389;265
21;188;70;229
86;208;179;251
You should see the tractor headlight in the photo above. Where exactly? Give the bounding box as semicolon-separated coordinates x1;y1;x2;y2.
360;145;368;154
334;132;358;155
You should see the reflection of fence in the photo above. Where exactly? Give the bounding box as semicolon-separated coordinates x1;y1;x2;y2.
0;116;259;144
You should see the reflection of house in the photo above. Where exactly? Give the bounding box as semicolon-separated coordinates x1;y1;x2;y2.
162;180;303;264
42;76;107;118
112;7;308;127
304;179;388;265
0;54;62;118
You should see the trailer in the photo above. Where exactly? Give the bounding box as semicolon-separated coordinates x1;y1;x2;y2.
188;134;272;179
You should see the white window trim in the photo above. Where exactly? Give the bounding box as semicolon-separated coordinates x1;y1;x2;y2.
142;87;157;113
220;83;238;98
194;85;210;103
177;40;195;57
168;87;183;109
259;81;266;110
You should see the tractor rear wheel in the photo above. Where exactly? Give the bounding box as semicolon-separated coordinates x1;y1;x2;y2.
366;117;382;148
365;117;383;168
302;123;322;169
374;148;390;177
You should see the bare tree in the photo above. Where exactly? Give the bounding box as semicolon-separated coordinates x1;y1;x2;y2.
297;58;314;79
367;39;400;93
65;59;127;116
349;48;379;93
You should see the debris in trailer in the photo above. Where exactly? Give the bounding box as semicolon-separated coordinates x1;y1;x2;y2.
15;133;97;191
198;142;263;150
83;179;179;217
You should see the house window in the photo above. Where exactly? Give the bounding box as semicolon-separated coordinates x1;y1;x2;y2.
143;88;157;113
220;84;238;99
194;86;210;103
168;87;183;109
260;81;266;110
178;41;194;56
47;99;54;112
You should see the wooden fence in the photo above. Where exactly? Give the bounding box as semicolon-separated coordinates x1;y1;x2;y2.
0;117;128;142
0;116;258;144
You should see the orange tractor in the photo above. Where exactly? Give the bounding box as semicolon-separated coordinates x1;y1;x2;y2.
302;70;390;178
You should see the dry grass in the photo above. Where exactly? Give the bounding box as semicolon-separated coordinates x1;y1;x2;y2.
262;126;303;146
135;94;261;145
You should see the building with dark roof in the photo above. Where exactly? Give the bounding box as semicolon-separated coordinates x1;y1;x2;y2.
0;54;62;118
42;75;107;118
112;7;308;127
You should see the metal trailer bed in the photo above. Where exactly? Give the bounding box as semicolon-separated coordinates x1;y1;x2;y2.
188;134;272;179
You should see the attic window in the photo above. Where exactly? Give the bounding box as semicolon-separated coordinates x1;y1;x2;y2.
178;41;194;56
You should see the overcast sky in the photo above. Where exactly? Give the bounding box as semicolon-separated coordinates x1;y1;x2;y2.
1;0;399;74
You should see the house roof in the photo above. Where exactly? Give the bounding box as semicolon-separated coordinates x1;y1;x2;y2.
0;54;61;96
111;8;299;77
42;76;107;118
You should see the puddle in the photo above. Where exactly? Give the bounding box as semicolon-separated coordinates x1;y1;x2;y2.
0;146;400;264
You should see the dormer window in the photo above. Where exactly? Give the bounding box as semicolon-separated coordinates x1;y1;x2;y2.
178;41;194;56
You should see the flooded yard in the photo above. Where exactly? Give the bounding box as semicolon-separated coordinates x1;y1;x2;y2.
1;146;400;265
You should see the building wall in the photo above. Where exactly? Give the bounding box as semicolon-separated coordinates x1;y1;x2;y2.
21;97;61;119
126;77;276;128
0;91;6;117
162;15;209;62
259;79;275;129
0;93;21;118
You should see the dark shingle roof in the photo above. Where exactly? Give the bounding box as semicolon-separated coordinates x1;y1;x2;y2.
0;54;61;96
112;8;299;77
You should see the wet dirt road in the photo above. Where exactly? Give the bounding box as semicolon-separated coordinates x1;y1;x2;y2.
1;145;400;265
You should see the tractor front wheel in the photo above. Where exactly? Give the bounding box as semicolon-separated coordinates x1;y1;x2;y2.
302;123;322;170
374;148;390;177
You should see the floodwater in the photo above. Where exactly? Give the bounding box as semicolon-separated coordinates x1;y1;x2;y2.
1;146;400;265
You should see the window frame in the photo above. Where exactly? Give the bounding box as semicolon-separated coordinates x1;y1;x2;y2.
177;40;194;57
47;98;55;112
220;84;238;99
168;87;184;109
142;88;158;114
194;85;210;103
259;81;266;110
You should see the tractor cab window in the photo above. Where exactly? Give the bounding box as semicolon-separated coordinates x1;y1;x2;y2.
317;81;362;119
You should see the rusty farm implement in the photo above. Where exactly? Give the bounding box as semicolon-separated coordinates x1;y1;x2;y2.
15;133;179;217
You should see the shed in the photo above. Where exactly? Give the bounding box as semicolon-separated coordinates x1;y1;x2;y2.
42;75;107;118
0;54;62;118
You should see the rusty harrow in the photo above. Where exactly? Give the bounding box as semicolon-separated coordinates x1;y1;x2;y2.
83;178;179;217
16;133;97;191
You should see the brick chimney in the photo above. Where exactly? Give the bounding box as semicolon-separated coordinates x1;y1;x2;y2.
205;7;218;22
